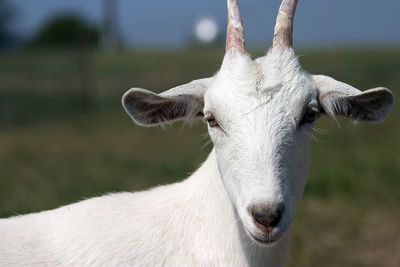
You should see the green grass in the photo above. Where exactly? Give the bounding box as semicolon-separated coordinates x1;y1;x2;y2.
0;48;399;266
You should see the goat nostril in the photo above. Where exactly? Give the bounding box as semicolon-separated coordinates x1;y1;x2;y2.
269;207;283;227
250;204;284;231
253;212;269;227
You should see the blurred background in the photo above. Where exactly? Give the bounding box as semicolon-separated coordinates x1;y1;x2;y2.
0;0;399;265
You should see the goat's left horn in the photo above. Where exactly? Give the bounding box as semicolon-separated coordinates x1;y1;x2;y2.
226;0;245;54
273;0;298;49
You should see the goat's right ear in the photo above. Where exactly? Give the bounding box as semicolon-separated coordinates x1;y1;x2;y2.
313;75;394;122
122;78;212;126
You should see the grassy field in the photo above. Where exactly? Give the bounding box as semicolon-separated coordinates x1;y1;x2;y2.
0;48;399;266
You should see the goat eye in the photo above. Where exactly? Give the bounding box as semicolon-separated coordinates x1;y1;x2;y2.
301;108;318;125
206;115;218;127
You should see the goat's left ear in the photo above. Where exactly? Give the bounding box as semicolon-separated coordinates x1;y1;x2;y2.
313;75;394;122
122;78;212;126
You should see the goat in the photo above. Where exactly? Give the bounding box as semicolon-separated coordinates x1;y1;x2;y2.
0;0;394;266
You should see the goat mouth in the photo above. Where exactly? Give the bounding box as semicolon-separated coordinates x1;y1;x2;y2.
249;232;281;245
246;228;285;245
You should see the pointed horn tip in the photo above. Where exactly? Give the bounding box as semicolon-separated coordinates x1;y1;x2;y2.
226;0;246;54
227;0;243;29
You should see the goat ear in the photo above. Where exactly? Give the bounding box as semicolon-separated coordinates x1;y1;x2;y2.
313;75;394;122
122;78;212;126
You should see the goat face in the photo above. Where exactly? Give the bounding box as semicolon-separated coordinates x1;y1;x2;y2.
203;50;318;244
122;0;394;245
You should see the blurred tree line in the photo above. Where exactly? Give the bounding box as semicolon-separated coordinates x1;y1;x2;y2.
30;14;99;48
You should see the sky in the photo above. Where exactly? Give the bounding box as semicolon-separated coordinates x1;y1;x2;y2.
10;0;400;49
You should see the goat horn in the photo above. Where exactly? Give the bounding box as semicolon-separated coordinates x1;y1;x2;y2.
272;0;298;48
226;0;245;54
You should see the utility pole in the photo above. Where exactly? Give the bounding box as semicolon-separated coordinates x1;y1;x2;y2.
102;0;121;51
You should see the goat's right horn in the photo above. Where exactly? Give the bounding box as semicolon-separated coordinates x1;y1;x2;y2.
226;0;246;54
272;0;298;49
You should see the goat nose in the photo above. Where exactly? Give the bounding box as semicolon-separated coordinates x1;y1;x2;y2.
249;203;284;232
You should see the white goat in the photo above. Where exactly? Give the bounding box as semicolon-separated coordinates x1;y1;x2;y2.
0;0;394;266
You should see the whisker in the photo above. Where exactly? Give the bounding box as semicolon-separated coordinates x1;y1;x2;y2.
232;217;241;224
195;131;212;151
201;139;212;150
194;131;209;142
312;127;327;134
